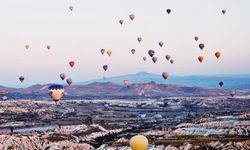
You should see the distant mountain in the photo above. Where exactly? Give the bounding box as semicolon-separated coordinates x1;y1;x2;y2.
78;71;250;90
0;82;233;100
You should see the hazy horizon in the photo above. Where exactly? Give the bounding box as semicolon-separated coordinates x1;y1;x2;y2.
0;0;250;87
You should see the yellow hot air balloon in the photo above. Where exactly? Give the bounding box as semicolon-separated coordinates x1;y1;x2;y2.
107;50;112;57
130;135;148;150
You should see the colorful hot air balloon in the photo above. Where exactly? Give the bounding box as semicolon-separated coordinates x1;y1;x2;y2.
143;57;147;61
119;20;124;25
66;78;73;86
222;9;226;14
69;6;74;11
162;72;169;80
137;37;142;43
194;36;199;41
60;73;66;80
123;80;129;87
100;49;105;55
165;54;171;61
215;52;221;59
25;45;29;50
131;49;136;54
219;82;224;87
19;76;25;83
69;61;75;68
159;41;164;47
129;14;135;21
103;65;108;71
148;50;155;57
107;50;112;57
152;57;157;63
199;43;205;50
48;84;64;103
198;56;204;63
47;45;51;50
166;9;171;14
129;135;148;150
170;59;174;64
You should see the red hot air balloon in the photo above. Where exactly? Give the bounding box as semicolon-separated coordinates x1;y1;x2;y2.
69;61;75;68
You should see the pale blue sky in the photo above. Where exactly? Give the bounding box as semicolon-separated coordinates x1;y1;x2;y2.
0;0;249;87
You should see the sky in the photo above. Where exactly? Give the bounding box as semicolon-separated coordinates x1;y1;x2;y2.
0;0;249;87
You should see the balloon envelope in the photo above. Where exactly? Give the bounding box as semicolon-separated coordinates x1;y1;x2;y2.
137;37;142;43
219;82;224;87
100;49;105;55
166;9;171;14
199;43;205;50
148;50;155;57
60;73;66;80
165;55;171;61
66;78;73;86
198;56;204;63
103;65;108;71
48;84;64;102
129;14;135;21
69;61;75;68
19;76;25;82
131;49;136;54
119;20;124;25
107;50;112;57
129;135;148;150
162;72;169;80
215;52;221;59
152;57;157;63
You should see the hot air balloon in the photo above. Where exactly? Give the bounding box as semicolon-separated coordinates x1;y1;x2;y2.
194;36;199;41
170;59;174;64
66;78;73;86
48;84;64;103
100;49;105;55
222;9;226;14
199;43;205;50
123;80;129;88
219;82;224;87
107;50;112;57
215;52;221;59
130;135;148;150
47;45;51;50
230;93;234;97
153;114;163;121
198;56;204;63
162;72;169;80
129;14;135;21
25;45;29;50
19;76;25;83
60;73;66;80
152;57;157;63
138;112;146;119
143;57;147;61
166;9;171;14
119;20;124;25
165;55;171;61
159;41;164;47
137;37;142;43
69;6;74;11
131;49;136;54
103;76;106;80
103;65;108;71
69;61;75;68
148;50;155;57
